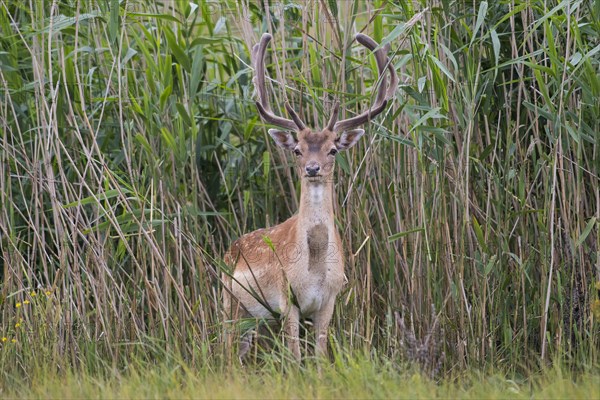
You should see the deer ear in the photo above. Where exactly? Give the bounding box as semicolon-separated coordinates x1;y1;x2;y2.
335;129;365;150
268;129;297;150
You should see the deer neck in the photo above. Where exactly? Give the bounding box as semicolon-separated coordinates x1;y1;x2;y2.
298;178;335;229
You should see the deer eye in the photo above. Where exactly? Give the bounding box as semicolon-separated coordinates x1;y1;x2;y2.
293;148;302;156
328;148;338;156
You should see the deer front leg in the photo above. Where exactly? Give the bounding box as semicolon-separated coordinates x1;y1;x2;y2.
284;304;301;361
313;299;336;358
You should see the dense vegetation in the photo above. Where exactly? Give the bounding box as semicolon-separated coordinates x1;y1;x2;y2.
1;0;598;396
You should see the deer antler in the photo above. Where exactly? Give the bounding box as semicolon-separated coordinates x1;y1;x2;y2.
332;33;398;132
253;33;305;131
325;101;340;131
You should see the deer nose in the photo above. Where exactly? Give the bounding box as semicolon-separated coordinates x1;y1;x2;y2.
305;164;320;177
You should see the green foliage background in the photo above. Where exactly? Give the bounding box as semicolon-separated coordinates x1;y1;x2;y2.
0;0;598;384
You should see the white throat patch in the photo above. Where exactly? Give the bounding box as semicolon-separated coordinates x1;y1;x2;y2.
307;183;325;205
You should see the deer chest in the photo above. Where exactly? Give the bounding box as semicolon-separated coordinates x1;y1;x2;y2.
290;225;345;317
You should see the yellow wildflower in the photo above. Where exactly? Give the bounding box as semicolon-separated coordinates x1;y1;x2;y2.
1;337;7;342
592;299;600;319
15;323;21;328
11;339;16;343
30;291;36;297
45;291;52;296
23;300;30;305
15;302;21;308
595;281;600;291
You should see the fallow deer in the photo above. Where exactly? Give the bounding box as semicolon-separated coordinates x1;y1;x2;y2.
223;32;397;362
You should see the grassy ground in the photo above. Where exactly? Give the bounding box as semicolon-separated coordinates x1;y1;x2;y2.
3;358;599;399
0;0;598;396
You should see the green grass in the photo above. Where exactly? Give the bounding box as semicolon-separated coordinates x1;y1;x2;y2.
0;0;598;395
3;358;600;399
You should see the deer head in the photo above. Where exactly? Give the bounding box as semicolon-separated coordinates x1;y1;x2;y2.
252;33;397;182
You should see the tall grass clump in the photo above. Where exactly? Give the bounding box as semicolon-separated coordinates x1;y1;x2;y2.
0;0;598;387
